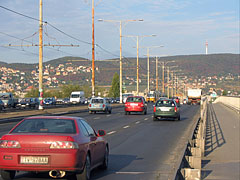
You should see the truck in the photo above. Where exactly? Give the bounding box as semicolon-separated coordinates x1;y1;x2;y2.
70;91;85;104
187;89;202;105
0;93;18;108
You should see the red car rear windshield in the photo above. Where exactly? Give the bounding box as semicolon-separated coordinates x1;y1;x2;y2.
156;100;175;107
127;97;142;103
11;118;76;134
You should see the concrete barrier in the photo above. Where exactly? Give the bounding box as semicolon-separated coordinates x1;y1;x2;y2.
176;97;208;180
213;96;240;113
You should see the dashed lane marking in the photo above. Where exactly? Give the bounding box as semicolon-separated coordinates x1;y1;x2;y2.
94;117;100;120
144;118;149;121
123;125;130;129
106;115;111;117
135;121;140;124
107;131;116;135
116;172;145;175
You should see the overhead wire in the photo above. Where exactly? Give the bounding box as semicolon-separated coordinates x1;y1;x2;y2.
0;5;148;72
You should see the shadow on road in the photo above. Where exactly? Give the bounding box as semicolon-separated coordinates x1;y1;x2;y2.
205;103;226;156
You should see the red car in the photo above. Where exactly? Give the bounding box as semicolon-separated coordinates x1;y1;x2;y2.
0;116;109;180
124;96;147;115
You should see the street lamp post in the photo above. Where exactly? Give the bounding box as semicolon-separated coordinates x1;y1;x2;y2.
123;34;156;95
142;46;164;92
98;19;143;103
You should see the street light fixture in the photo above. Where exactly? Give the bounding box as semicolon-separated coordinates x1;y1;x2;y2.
123;34;156;95
98;19;143;103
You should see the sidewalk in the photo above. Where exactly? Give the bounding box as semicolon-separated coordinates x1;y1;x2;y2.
202;103;240;179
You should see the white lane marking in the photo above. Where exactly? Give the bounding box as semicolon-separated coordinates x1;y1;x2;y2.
107;131;116;135
53;112;68;114
144;118;148;121
123;125;130;129
135;121;140;124
106;115;111;117
94;117;100;120
116;172;145;175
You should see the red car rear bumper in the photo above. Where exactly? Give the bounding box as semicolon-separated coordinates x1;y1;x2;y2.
0;149;83;172
125;106;144;112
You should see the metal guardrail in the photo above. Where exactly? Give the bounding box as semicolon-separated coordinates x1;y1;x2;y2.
175;97;208;180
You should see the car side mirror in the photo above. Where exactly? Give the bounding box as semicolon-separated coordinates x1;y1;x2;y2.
97;130;106;137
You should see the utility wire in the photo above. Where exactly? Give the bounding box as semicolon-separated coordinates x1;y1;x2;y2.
0;5;148;72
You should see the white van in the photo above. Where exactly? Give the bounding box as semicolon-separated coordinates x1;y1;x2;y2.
70;91;85;104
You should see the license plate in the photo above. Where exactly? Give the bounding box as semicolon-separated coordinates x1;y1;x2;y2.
20;156;49;164
131;103;138;106
160;107;171;111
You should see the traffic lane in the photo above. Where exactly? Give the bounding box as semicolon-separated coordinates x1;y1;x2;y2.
72;104;192;136
90;105;200;180
0;105;199;180
0;121;19;137
65;104;154;135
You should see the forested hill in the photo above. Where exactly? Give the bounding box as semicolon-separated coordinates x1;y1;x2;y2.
0;54;239;77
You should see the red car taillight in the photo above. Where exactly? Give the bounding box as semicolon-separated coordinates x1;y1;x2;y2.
89;104;91;107
103;104;105;108
154;106;156;112
174;107;177;112
0;140;21;148
139;103;144;107
50;141;78;149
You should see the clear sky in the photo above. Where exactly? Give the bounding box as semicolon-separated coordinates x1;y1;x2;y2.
0;0;239;63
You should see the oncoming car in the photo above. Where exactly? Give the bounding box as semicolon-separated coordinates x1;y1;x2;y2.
153;99;180;121
124;96;147;115
0;116;109;180
88;97;112;114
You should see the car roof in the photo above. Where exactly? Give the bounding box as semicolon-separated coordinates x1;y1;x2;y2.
24;116;81;121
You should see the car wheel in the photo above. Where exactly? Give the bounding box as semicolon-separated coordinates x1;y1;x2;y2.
76;154;91;180
109;110;112;114
144;109;147;115
153;116;158;121
178;115;181;121
1;170;16;180
125;111;127;115
89;110;92;114
100;146;109;170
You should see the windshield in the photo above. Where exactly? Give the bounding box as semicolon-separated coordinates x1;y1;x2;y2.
0;95;9;100
127;97;142;103
147;93;155;97
91;99;103;103
156;100;175;107
71;94;80;98
11;118;76;134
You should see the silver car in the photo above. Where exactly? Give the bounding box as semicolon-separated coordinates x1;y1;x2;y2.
88;97;112;114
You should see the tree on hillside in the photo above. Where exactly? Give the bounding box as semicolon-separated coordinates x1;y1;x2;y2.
109;72;120;98
60;84;81;97
25;88;39;98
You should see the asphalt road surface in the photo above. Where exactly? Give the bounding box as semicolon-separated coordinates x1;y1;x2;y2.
0;104;200;180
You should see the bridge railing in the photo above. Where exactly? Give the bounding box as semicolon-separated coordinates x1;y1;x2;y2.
176;96;208;180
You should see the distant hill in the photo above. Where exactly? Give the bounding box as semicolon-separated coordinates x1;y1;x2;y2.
0;54;239;83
